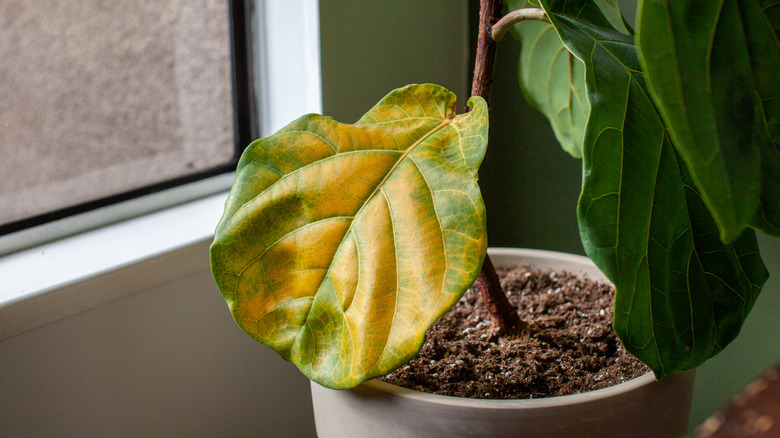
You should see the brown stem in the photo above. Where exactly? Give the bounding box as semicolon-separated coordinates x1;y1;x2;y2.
470;0;502;107
477;253;524;334
470;0;525;334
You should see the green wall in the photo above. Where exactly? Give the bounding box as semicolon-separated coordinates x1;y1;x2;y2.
480;33;584;255
319;0;780;431
320;0;469;122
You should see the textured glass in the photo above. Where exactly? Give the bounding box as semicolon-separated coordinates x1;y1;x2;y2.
0;0;235;225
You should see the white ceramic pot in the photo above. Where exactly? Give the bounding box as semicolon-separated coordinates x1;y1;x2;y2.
311;248;696;438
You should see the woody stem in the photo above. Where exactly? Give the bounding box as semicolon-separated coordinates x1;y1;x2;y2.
469;0;524;334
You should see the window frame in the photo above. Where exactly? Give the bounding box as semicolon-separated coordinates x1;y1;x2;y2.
0;0;322;340
0;0;256;244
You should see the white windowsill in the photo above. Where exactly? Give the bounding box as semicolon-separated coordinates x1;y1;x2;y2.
0;192;228;340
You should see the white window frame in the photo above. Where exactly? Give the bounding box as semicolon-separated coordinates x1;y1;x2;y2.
0;0;322;340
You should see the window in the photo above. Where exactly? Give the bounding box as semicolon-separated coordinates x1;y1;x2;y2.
0;0;322;339
0;0;256;247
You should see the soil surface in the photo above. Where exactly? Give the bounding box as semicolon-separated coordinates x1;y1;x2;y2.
381;265;649;399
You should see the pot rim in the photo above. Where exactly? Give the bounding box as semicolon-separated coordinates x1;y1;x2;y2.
351;247;692;411
359;371;675;410
487;247;606;279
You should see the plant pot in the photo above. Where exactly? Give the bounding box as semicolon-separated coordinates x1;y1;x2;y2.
310;248;696;438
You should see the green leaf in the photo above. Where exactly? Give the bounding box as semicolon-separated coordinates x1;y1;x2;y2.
534;0;623;29
678;160;767;364
506;0;590;158
593;0;633;35
539;0;769;377
505;0;629;158
740;0;780;235
636;0;777;242
210;84;489;389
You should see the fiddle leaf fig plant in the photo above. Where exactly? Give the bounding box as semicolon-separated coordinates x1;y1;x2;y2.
508;0;770;378
212;0;780;389
210;85;489;388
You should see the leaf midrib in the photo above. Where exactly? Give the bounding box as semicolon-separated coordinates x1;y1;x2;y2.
293;118;454;355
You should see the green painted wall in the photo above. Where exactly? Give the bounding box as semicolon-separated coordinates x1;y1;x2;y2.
320;0;469;123
480;32;584;255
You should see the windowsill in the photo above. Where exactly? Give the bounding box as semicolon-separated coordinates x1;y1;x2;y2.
0;192;227;340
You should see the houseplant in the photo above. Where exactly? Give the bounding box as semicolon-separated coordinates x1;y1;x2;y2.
210;0;779;435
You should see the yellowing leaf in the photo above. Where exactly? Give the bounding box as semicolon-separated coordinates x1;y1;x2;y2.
210;84;489;389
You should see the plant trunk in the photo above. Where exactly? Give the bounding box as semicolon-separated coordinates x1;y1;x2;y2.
469;0;524;335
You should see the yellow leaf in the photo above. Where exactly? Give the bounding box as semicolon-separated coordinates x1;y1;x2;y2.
211;84;489;388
